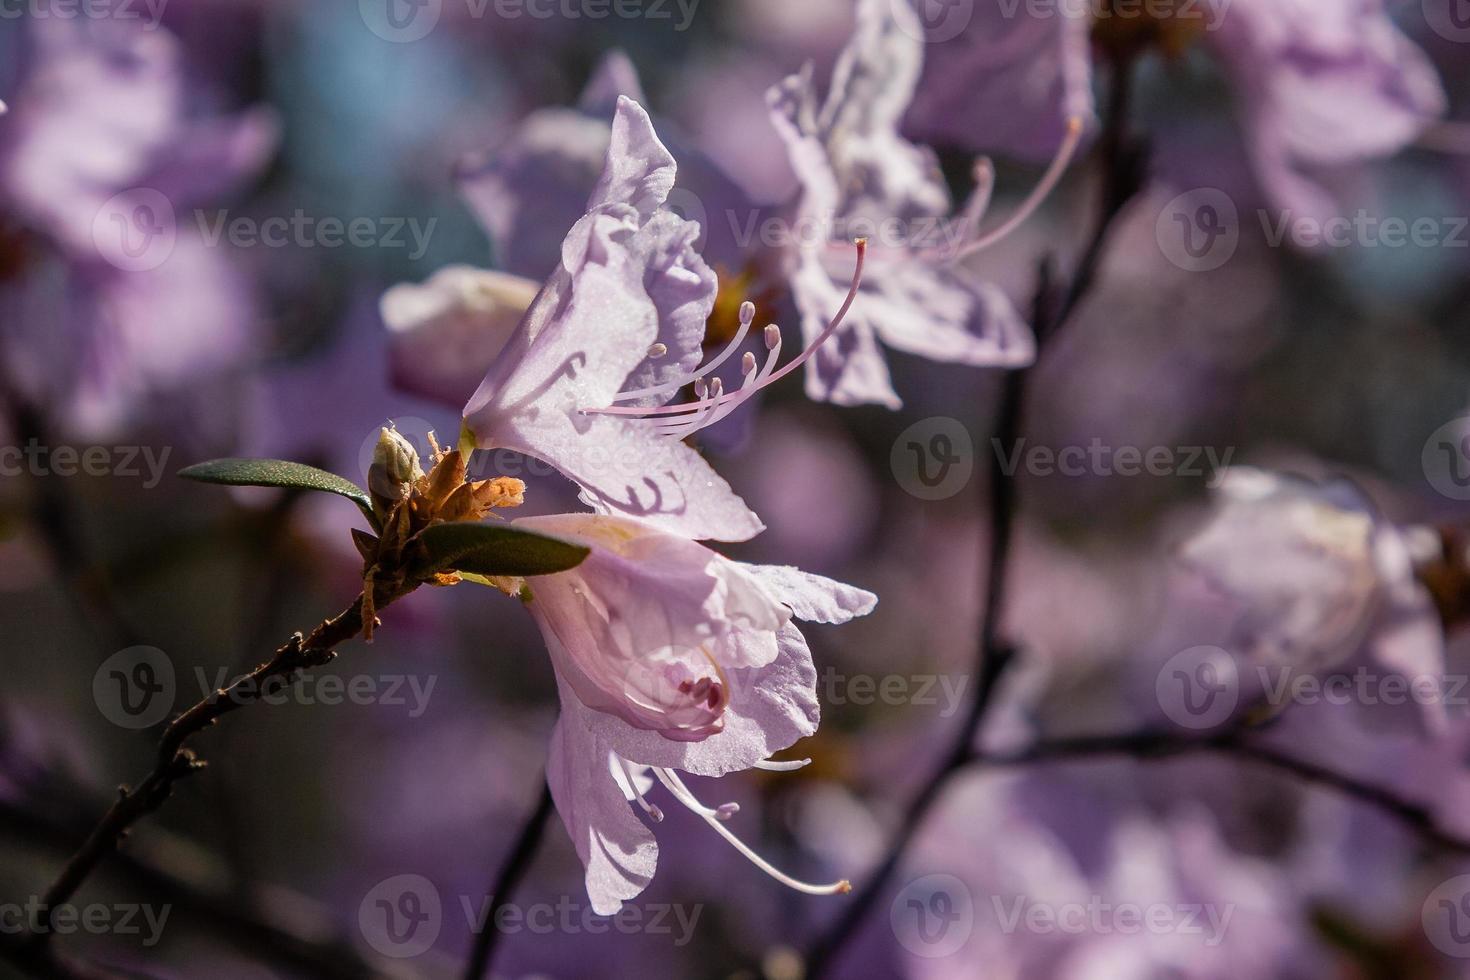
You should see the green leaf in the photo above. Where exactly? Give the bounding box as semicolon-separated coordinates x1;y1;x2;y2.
178;458;376;525
412;522;589;578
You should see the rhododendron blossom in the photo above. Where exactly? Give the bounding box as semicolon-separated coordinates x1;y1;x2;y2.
461;97;865;542
517;513;876;912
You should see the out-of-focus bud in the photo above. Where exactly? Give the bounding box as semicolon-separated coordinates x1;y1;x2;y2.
382;266;539;409
368;426;424;522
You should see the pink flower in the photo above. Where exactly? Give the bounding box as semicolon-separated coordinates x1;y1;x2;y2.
517;513;876;913
461;97;866;542
765;0;1077;407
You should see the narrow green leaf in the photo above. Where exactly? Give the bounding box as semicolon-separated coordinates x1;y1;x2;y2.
178;458;375;525
413;522;589;578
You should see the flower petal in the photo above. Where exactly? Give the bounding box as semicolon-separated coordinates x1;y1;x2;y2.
741;564;878;625
548;677;659;915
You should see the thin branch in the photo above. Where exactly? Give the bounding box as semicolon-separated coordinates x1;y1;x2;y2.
462;779;556;980
13;584;408;964
977;729;1470;855
0;796;393;979
802;53;1148;979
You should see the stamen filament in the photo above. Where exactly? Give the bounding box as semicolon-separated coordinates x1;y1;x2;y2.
651;768;849;896
945;157;995;257
946;117;1083;262
619;758;665;822
611;301;756;403
586;239;866;423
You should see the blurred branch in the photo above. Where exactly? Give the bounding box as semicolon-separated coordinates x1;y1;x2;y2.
802;53;1149;979
5;584;411;974
976;729;1470;856
0;796;392;979
462;779;556;980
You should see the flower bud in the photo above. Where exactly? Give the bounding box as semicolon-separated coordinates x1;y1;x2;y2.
368;426;424;520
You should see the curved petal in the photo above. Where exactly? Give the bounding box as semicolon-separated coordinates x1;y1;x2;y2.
741;564;878;625
548;677;659;915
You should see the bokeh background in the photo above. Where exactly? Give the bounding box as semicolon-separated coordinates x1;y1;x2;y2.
3;0;1470;977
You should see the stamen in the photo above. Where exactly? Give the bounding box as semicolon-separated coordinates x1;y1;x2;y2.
619;758;665;823
944;157;995;257
651;768;849;896
945;117;1084;262
754;758;811;772
611;300;756;403
583;240;866;434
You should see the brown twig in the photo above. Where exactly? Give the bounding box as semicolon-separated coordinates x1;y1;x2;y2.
15;585;406;965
